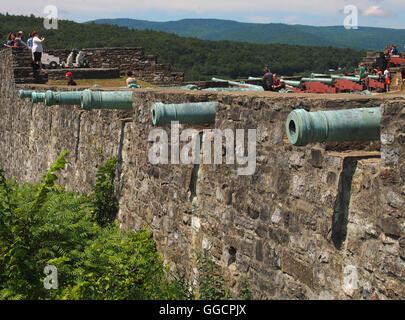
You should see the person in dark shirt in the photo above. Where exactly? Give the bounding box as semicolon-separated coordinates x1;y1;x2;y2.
262;65;273;91
5;32;15;47
66;72;77;86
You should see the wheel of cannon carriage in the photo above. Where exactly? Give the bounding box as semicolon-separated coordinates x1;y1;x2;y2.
49;61;58;69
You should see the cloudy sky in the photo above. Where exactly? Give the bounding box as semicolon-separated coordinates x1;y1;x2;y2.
1;0;404;28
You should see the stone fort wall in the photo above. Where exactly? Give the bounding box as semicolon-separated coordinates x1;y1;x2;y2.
0;47;404;300
45;47;184;84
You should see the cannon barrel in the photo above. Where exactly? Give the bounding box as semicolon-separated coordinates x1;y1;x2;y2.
286;107;381;146
212;77;264;90
331;75;361;82
301;78;334;84
152;101;217;126
281;80;301;87
19;90;34;99
203;87;263;92
44;90;83;106
31;92;46;103
310;73;329;78
80;90;133;110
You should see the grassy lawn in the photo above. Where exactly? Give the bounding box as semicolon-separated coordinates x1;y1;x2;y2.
47;77;156;88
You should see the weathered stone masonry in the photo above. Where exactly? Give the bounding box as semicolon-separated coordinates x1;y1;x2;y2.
46;47;184;84
1;47;404;300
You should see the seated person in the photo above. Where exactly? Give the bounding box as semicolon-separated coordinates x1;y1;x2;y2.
125;70;137;87
271;74;285;92
66;72;77;86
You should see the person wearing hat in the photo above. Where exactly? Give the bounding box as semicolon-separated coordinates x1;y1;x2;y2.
66;72;77;86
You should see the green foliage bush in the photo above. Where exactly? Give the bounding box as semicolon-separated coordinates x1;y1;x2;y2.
90;156;119;227
0;152;236;300
0;153;174;299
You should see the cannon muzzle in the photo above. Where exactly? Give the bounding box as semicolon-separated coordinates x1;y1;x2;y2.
152;102;217;126
286;107;381;146
19;90;34;99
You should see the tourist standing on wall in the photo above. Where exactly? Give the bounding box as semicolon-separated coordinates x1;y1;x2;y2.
384;67;391;92
32;31;45;70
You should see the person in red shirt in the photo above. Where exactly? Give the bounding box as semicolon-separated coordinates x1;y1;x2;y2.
272;74;285;92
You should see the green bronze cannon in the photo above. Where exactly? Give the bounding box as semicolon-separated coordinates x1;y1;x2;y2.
152;101;217;126
20;90;82;105
286;107;381;146
20;89;133;110
80;90;133;110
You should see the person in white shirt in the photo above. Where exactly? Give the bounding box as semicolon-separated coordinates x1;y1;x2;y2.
384;67;391;92
31;31;45;70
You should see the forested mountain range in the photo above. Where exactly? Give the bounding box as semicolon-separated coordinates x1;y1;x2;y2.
88;18;405;51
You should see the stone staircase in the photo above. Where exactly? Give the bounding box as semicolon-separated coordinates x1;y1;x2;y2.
11;47;47;84
362;51;387;71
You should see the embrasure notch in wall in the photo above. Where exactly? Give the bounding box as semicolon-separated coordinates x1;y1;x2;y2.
74;111;84;163
331;155;380;250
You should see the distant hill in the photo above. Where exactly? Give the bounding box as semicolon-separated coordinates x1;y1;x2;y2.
0;13;365;81
88;18;405;51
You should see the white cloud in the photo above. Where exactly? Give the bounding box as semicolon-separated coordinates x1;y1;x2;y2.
0;0;403;23
248;16;271;23
362;5;394;17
